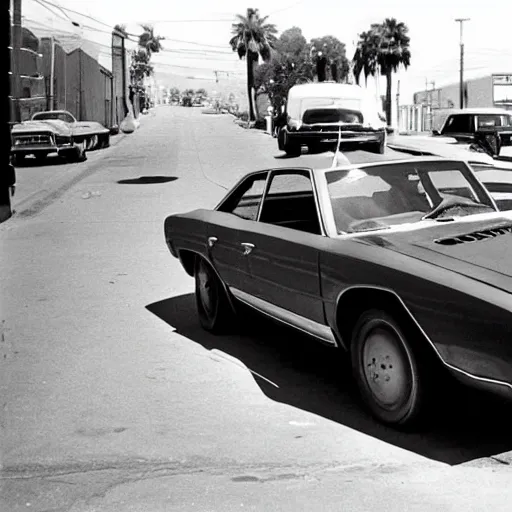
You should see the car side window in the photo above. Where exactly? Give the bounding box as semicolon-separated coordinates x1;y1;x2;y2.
258;172;322;235
220;175;267;221
443;115;473;134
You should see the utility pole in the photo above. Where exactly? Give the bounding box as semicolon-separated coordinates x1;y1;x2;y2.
12;0;22;122
3;0;16;222
396;79;400;132
455;18;470;109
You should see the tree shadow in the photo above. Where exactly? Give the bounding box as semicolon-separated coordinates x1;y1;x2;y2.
146;293;512;466
117;176;178;185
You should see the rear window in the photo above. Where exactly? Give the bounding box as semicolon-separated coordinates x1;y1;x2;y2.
302;108;363;124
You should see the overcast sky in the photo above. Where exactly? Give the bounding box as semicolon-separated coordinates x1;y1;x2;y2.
22;0;512;103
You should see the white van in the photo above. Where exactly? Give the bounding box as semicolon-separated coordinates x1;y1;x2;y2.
277;83;387;156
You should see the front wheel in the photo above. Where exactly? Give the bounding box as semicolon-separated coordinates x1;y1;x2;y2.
194;257;236;334
351;310;426;427
366;134;386;154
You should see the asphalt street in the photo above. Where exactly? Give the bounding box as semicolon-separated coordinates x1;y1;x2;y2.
1;106;512;512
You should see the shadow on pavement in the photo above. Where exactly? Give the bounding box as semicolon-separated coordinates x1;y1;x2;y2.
117;176;178;185
147;293;512;466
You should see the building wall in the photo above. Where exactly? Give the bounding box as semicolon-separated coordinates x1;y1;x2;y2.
65;49;113;127
414;75;494;111
16;28;46;121
41;38;67;111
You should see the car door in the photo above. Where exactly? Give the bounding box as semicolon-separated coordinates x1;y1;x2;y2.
232;169;326;326
207;172;269;293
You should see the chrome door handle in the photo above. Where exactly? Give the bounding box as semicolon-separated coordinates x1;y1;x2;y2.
208;236;218;248
240;242;255;255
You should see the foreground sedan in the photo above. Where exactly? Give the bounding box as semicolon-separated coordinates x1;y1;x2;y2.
164;155;512;428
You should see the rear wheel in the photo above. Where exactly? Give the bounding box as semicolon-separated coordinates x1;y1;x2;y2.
194;257;236;334
351;309;426;427
283;130;301;157
86;135;99;151
99;133;110;149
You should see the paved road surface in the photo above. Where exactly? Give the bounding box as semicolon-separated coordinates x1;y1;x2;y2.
1;107;511;512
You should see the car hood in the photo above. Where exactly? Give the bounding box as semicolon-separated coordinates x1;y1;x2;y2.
12;120;72;135
361;213;512;293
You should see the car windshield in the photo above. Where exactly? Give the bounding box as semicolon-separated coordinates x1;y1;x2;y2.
33;112;74;123
326;160;496;234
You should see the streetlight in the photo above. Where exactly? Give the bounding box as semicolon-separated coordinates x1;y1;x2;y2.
455;18;470;109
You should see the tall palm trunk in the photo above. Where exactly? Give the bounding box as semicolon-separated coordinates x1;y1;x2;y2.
385;69;392;127
246;50;256;122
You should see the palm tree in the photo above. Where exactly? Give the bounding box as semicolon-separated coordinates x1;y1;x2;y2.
138;24;164;57
377;18;411;126
229;8;277;122
352;29;380;86
353;19;410;126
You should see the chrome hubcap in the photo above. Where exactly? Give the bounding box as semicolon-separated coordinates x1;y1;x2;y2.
362;328;409;408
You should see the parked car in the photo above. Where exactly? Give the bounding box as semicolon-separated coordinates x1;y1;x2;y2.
31;110;111;151
164;155;512;428
277;83;387;156
387;135;512;211
11;119;86;166
432;108;512;156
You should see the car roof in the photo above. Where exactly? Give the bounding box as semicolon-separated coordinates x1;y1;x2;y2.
243;155;465;181
446;108;512;115
288;83;368;100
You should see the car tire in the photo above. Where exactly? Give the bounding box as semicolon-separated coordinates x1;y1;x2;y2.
99;133;110;149
283;130;301;157
194;257;236;334
366;134;386;154
351;309;426;427
86;135;99;151
12;154;25;167
66;144;87;163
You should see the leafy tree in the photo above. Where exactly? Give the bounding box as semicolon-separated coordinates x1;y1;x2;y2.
113;24;128;37
310;35;350;83
169;87;180;103
352;18;411;125
130;25;164;101
229;8;278;122
254;26;313;113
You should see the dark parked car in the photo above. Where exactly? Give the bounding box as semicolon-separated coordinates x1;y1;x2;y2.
164;156;512;428
433;108;512;156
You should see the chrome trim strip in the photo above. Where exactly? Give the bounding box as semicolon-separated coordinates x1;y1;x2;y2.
231;287;337;346
335;284;512;392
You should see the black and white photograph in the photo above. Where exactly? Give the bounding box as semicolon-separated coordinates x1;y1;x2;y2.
2;0;512;510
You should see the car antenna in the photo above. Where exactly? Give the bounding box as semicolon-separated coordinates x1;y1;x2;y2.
331;125;350;168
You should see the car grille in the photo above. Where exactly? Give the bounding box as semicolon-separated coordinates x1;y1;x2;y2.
14;133;53;146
